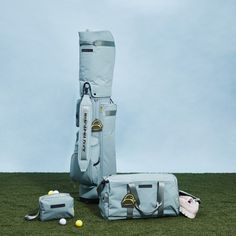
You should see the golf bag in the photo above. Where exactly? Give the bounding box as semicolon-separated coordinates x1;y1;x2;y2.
70;30;117;200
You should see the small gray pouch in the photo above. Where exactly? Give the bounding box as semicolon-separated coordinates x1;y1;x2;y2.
25;193;74;221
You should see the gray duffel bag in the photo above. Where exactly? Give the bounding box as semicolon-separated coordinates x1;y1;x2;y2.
97;173;180;220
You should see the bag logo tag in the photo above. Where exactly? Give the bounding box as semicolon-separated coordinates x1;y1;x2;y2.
121;193;136;208
92;119;103;132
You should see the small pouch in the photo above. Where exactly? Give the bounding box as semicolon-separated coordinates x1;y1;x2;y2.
25;193;74;221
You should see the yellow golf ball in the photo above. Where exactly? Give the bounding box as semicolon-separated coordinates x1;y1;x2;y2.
48;190;54;195
75;219;83;227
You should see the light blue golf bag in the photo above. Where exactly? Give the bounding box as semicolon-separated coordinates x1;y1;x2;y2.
70;30;117;201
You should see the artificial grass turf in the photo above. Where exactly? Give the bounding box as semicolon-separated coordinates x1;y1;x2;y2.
0;173;235;236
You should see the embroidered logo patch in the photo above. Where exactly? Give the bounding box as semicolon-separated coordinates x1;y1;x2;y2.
91;119;103;132
121;193;136;208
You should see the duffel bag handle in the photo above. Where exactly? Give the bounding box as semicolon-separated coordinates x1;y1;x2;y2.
127;182;164;217
134;201;162;217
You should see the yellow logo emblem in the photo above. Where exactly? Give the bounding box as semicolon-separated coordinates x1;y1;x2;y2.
91;119;103;132
121;193;136;208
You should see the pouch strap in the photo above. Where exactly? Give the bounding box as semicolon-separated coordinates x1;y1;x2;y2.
24;210;39;221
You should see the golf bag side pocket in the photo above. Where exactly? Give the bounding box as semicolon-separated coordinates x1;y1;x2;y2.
70;136;100;185
100;102;117;177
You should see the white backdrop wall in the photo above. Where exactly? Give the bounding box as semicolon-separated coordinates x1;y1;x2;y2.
0;0;235;172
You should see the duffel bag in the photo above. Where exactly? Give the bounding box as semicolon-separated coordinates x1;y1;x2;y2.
97;173;179;220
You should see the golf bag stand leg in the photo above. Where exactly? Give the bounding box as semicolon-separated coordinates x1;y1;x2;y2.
70;30;117;201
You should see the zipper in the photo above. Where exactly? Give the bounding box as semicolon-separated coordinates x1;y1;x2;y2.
80;40;115;47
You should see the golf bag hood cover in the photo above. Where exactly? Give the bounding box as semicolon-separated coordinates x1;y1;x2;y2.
79;30;115;98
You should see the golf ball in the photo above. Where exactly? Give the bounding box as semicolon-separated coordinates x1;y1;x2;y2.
53;190;59;194
75;219;83;227
59;218;67;225
48;190;54;195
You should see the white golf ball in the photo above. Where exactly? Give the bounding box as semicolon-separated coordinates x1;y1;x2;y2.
53;190;59;194
59;218;67;225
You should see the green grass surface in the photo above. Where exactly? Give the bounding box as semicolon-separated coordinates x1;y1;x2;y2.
0;173;235;235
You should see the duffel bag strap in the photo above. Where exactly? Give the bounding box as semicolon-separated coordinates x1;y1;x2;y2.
126;184;135;219
126;182;164;218
97;179;109;195
157;182;164;216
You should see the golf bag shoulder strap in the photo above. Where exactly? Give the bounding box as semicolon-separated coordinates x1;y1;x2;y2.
78;82;93;172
